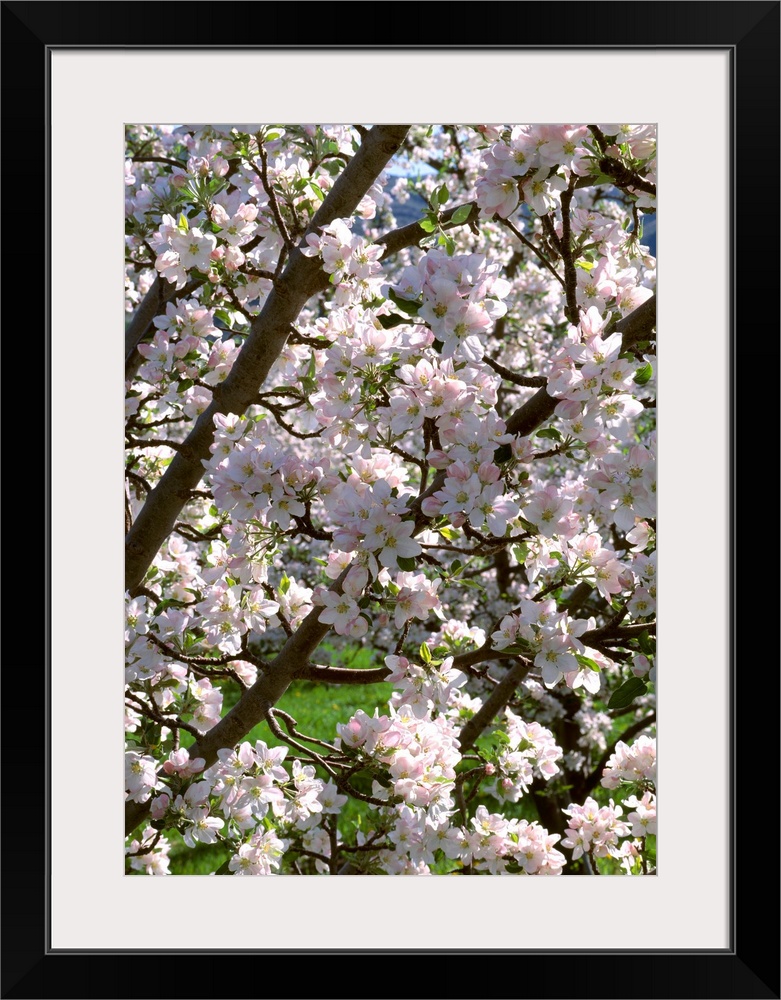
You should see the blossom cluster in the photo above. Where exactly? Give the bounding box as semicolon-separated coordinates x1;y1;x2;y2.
125;123;657;876
391;248;511;362
301;217;385;302
491;598;606;692
561;796;631;860
127;741;349;875
601;735;657;789
488;709;563;803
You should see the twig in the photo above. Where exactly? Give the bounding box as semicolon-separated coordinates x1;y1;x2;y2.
497;216;565;288
582;711;656;794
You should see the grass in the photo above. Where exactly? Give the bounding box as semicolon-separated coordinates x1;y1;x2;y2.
136;642;655;875
149;641;393;874
222;640;394;749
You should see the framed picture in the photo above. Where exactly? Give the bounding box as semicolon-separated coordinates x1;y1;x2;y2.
6;2;778;997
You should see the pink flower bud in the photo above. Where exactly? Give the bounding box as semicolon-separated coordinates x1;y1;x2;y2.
426;449;451;469
150;794;170;820
420;496;443;517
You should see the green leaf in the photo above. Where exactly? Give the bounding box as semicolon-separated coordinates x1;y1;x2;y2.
450;204;472;225
178;212;189;232
494;642;531;657
492;730;511;746
438;525;459;542
513;543;528;564
209;505;219;518
607;676;648;710
387;288;421;316
436;183;449;206
575;653;601;672
418;217;438;233
638;630;655;655
177;378;194;392
279;574;291;595
396;556;418;572
212;857;234;875
377;313;414;330
439;234;456;256
308;181;326;201
419;642;432;664
518;517;539;535
536;427;562;442
213;308;234;330
634;362;654;386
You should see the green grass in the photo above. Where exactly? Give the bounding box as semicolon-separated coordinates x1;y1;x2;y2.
155;642;393;874
140;642;655;875
220;640;394;748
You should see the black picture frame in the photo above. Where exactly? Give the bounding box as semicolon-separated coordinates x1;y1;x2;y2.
3;2;778;997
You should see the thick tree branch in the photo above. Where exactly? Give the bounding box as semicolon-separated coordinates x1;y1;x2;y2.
457;658;533;753
124;276;164;377
504;292;657;440
375;201;481;261
125;569;353;836
616;293;657;352
125;126;410;595
294;664;392;685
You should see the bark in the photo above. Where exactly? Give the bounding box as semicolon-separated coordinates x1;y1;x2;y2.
457;659;532;753
125;125;410;595
410;295;656;533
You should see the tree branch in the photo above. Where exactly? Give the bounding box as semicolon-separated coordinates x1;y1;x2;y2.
125;126;410;595
125;568;353;836
294;664;392;685
457;658;533;753
582;711;656;794
375;201;481;261
124;276;205;382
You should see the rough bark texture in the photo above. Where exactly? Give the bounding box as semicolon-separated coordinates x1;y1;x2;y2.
125;126;410;595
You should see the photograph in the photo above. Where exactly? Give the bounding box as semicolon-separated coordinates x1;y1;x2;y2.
3;2;777;996
123;121;659;879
